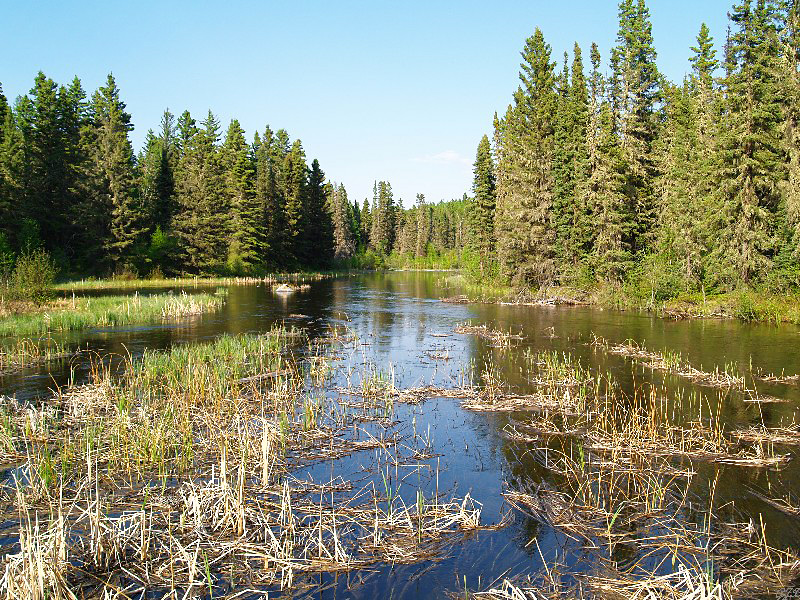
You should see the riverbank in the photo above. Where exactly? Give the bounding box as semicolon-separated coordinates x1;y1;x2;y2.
438;273;800;325
53;272;337;291
0;290;226;337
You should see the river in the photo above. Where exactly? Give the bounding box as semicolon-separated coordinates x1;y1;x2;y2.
2;271;798;597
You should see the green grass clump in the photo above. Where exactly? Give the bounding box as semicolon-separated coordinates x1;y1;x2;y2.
54;272;334;291
0;291;225;337
128;327;301;403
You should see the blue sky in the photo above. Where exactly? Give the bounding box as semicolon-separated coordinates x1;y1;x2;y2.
2;1;732;207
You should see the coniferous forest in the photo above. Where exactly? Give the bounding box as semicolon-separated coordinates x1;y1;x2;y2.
473;0;800;301
2;0;800;303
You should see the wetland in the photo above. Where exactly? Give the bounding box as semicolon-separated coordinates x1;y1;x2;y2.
1;271;799;599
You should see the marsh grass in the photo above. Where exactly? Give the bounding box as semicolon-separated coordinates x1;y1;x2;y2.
0;325;495;599
0;291;225;337
0;337;73;373
54;272;334;292
591;335;746;389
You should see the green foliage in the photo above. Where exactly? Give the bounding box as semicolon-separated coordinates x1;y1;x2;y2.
9;248;56;303
469;135;496;276
0;232;14;281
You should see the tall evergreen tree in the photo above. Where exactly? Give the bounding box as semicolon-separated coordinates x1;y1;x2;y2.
610;0;661;254
221;119;260;273
711;0;786;284
305;158;334;268
495;28;558;284
84;74;144;268
469;134;496;275
415;193;431;257
173;110;227;273
331;183;355;261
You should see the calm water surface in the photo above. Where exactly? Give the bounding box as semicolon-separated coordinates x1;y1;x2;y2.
2;272;799;597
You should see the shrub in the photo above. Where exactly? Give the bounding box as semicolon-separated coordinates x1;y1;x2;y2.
10;248;57;303
732;289;758;322
0;233;14;282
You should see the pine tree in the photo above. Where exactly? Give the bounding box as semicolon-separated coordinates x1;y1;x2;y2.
469;134;496;275
221;119;260;273
711;0;786;285
494;28;558;285
84;74;144;268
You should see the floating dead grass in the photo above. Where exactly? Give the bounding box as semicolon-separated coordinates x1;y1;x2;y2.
591;335;746;389
730;425;800;445
494;442;800;599
753;371;800;385
454;324;523;347
0;325;506;599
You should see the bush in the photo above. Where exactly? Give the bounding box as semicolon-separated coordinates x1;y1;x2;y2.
732;289;758;322
10;248;57;303
0;233;14;282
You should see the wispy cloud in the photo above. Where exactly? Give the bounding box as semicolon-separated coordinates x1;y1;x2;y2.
412;150;470;166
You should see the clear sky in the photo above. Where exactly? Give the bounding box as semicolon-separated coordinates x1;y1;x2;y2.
1;0;733;207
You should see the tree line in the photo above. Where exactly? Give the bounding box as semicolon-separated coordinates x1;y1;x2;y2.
328;179;469;268
0;73;339;277
0;70;472;278
468;0;800;298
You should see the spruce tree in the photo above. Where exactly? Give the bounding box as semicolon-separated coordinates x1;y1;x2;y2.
221;119;260;273
610;0;661;254
579;44;632;282
173;110;227;273
469;134;496;275
85;74;145;269
259;126;289;269
283;139;308;266
711;0;786;285
655;80;704;289
360;197;371;250
331;183;355;261
415;193;431;257
305;159;333;268
494;28;558;285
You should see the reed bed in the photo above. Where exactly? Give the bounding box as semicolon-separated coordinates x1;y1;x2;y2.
493;441;800;599
752;371;800;384
0;324;497;599
591;335;746;389
54;272;333;291
729;425;800;445
0;337;74;374
454;323;523;347
0;291;225;337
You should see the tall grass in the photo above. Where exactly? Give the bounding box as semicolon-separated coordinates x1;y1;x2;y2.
0;291;225;337
54;272;335;291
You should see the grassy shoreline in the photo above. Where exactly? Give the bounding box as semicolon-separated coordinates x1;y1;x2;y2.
0;290;226;337
438;273;800;325
53;271;337;291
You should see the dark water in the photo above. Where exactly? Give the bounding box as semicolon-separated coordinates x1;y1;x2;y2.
2;271;799;597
